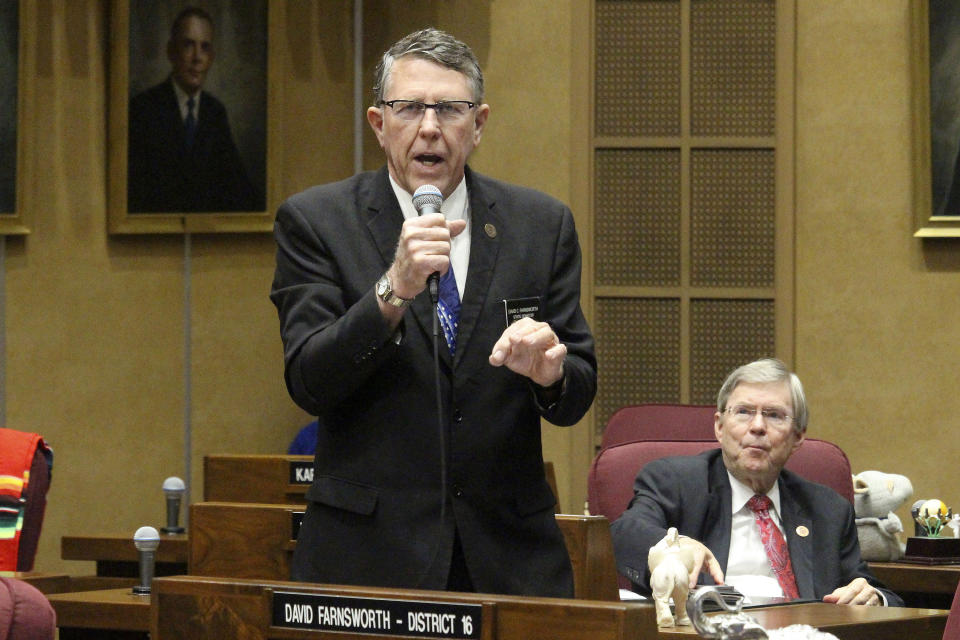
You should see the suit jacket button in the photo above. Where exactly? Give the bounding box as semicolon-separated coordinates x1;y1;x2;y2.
453;410;463;424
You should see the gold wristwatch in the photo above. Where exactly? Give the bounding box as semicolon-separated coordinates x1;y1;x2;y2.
376;273;413;308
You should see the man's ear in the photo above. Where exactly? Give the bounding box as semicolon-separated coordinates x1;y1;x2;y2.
367;106;385;147
472;103;490;145
790;429;806;454
713;411;723;443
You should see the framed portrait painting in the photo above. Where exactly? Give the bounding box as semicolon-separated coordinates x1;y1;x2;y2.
914;0;960;237
108;0;281;234
0;0;33;235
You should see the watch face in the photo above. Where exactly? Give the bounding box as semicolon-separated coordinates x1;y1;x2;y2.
377;276;389;297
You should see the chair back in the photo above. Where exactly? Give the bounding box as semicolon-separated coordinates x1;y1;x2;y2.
0;430;52;571
587;437;854;525
0;577;56;639
601;403;716;449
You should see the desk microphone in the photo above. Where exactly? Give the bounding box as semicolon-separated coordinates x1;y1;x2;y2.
161;476;186;534
132;526;160;595
412;184;444;304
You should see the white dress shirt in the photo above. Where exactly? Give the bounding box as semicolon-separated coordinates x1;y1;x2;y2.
389;175;471;298
724;472;786;599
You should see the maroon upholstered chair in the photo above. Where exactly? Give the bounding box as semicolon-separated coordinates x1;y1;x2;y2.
587;437;855;526
588;437;854;591
0;577;56;639
600;403;717;449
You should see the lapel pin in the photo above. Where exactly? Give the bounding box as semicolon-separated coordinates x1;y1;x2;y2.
796;525;809;537
484;223;497;238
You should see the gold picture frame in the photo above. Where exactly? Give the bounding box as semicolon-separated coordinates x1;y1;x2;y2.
913;0;960;237
0;0;33;235
108;0;281;234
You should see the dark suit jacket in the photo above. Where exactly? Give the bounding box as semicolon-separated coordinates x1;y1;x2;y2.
269;167;597;597
609;449;903;606
127;79;261;213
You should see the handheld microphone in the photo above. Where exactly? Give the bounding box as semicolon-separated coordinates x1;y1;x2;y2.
132;525;160;595
161;476;186;534
412;184;444;304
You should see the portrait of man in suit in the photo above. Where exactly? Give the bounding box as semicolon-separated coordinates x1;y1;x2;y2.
0;1;18;215
126;4;265;214
928;0;960;217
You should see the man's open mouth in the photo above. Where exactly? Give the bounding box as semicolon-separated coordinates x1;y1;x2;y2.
417;154;443;166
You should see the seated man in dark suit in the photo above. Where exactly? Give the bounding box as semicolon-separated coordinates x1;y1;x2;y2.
611;358;903;606
127;6;261;213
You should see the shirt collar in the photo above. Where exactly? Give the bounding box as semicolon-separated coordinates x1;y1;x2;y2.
170;78;200;113
389;175;469;222
728;470;782;517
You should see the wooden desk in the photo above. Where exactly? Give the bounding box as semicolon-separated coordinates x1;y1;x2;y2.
61;533;188;578
204;454;562;511
189;502;620;601
150;574;655;640
657;602;947;640
46;587;150;640
0;571;71;594
870;561;960;609
204;454;312;504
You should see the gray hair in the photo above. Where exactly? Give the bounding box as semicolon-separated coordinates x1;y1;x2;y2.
716;358;808;434
372;28;484;105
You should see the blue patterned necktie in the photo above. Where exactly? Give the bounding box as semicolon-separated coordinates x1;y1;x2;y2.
184;96;197;148
436;265;461;356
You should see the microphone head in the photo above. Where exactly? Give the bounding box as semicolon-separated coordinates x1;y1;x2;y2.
162;476;186;496
412;184;443;215
133;526;161;552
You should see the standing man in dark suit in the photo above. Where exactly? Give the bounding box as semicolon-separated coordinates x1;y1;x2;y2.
611;358;903;606
270;28;596;597
127;6;260;213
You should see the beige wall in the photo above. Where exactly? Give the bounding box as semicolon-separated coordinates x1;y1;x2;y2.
796;1;960;528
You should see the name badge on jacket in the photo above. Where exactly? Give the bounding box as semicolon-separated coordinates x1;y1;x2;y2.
503;297;541;327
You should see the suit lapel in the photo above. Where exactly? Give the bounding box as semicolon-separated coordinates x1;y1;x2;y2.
455;173;501;368
704;453;734;576
779;474;814;599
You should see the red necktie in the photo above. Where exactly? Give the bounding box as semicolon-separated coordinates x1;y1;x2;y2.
746;494;800;599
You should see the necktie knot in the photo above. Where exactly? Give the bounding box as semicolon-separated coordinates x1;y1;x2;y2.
747;494;773;514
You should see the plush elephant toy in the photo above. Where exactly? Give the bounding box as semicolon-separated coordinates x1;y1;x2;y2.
852;470;913;562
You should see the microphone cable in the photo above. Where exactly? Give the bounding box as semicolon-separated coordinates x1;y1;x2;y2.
412;274;449;590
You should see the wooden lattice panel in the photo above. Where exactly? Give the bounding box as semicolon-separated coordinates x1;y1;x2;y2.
595;149;682;287
689;298;776;403
691;0;776;136
595;0;681;137
595;298;681;434
691;149;775;288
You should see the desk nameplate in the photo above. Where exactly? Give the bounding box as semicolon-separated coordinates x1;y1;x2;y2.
289;460;313;485
272;591;482;638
